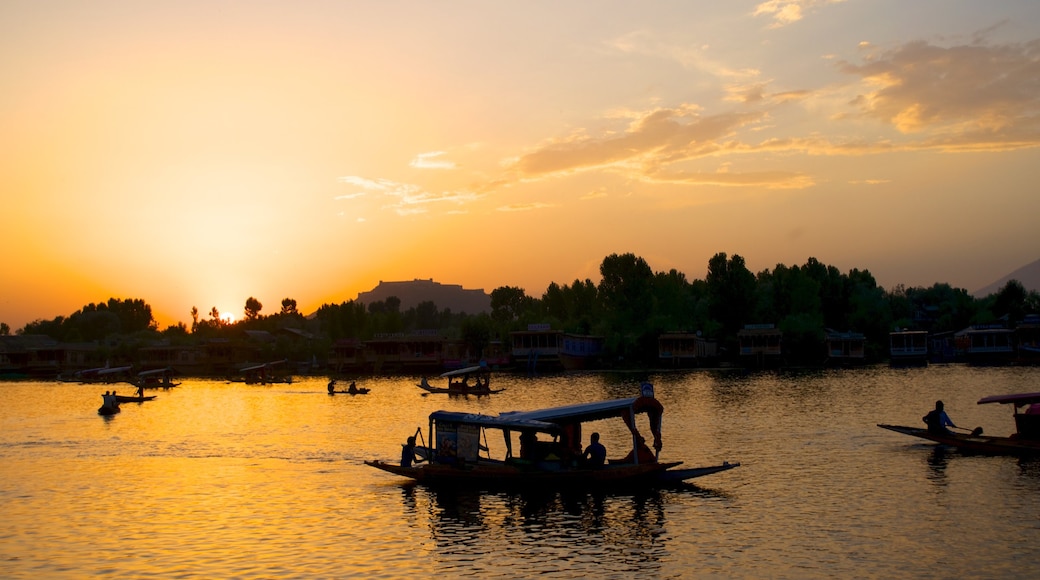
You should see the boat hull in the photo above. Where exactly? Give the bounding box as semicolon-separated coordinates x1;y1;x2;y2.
416;384;504;396
877;424;1040;455
364;459;738;489
114;395;156;403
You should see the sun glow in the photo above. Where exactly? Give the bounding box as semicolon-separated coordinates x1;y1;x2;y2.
221;312;236;324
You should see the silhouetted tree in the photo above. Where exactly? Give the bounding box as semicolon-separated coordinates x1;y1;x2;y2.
244;297;263;320
491;286;534;324
280;298;298;316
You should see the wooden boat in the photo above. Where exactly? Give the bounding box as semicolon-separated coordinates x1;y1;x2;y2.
114;394;156;403
366;383;740;489
133;367;180;389
878;391;1040;455
97;393;120;416
233;360;293;385
327;380;369;395
416;366;504;396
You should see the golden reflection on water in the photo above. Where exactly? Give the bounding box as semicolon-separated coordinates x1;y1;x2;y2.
1;367;1040;578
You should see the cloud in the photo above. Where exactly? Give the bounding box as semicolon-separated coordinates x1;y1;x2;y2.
496;202;556;212
337;174;481;216
510;106;767;180
840;38;1040;149
610;30;760;79
410;151;457;170
754;0;846;29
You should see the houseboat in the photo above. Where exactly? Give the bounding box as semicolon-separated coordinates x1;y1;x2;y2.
889;329;928;367
658;332;718;368
737;324;783;367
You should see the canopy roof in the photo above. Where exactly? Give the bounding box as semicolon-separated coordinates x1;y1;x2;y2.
977;392;1040;407
440;365;486;378
501;397;643;424
137;367;172;377
429;410;559;433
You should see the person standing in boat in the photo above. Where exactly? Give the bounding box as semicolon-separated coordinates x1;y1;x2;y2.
923;400;957;435
582;432;607;468
327;379;336;394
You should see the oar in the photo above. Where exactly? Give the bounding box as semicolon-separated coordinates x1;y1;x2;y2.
952;425;984;436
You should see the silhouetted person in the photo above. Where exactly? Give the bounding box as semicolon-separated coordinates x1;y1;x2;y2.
583;432;606;468
401;436;417;467
923;400;957;435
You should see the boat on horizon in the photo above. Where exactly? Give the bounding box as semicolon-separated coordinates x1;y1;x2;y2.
878;391;1040;455
416;365;503;396
367;383;740;489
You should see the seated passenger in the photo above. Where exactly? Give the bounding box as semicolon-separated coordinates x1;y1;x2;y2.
582;432;606;468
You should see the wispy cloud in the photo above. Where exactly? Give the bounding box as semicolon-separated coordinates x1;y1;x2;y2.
410;151;457;170
754;0;846;29
610;30;760;80
337;174;481;216
496;202;556;212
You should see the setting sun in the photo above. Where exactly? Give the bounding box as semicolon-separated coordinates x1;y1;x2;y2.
221;312;235;324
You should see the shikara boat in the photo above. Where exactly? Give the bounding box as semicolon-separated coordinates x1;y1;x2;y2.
327;380;370;395
416;366;504;396
133;367;180;389
878;391;1040;455
114;394;157;403
367;383;739;489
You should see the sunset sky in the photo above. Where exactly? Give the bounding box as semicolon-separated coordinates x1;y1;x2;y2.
3;1;1039;331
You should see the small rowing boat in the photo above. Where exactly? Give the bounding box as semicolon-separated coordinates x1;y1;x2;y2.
878;391;1040;455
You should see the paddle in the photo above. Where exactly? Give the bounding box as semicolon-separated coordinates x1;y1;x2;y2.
952;425;984;436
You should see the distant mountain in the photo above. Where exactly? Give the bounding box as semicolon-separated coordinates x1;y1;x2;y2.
973;258;1040;297
356;279;491;314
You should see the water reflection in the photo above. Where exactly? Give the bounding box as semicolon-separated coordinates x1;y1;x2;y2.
398;484;679;571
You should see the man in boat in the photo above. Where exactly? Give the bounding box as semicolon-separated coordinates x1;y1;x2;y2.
923;400;957;435
401;436;417;467
348;381;358;394
582;432;606;468
328;379;336;394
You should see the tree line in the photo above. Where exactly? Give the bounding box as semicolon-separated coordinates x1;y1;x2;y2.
6;252;1039;367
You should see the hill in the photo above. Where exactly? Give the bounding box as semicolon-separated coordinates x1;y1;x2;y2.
973;258;1040;297
355;279;491;314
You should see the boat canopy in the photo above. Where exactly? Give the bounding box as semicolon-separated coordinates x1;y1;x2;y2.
96;366;133;375
502;397;643;424
977;392;1040;407
428;410;560;433
137;367;173;377
440;365;485;378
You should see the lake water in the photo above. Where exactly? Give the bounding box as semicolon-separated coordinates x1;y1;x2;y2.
2;365;1039;578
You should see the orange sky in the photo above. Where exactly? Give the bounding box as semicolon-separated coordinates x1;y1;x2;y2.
3;1;1039;331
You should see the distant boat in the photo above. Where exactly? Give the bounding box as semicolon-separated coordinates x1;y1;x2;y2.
232;360;293;385
133;367;180;389
114;394;156;403
416;365;502;396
